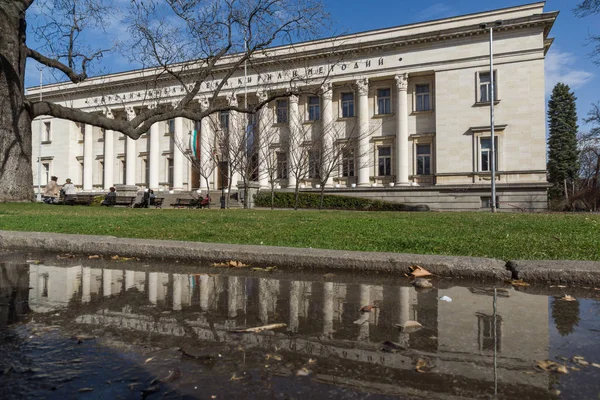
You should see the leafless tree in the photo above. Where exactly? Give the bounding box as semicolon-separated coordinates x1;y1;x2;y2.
0;0;330;201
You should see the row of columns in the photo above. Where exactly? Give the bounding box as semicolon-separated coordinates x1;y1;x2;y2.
82;108;186;191
80;73;411;191
79;267;415;340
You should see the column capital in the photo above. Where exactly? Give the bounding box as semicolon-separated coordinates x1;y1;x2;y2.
125;106;136;121
257;90;268;103
289;94;299;104
321;82;333;100
199;96;210;111
227;93;238;107
356;78;369;96
395;73;408;91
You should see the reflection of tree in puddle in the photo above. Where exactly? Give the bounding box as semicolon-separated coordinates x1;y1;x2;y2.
551;296;580;336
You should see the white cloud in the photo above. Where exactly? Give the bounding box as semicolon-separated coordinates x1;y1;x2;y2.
545;48;594;96
417;3;454;21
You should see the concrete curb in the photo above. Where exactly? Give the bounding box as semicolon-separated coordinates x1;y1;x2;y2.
0;230;510;280
507;260;600;285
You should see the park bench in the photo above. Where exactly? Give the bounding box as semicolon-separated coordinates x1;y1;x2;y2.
104;196;136;207
64;194;96;206
170;198;198;209
152;197;164;209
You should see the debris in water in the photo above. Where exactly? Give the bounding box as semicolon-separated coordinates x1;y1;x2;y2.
359;305;378;313
295;368;311;377
78;387;94;392
573;356;589;366
395;320;423;333
507;279;530;287
144;357;154;364
406;266;432;278
412;278;433;289
415;359;430;373
230;323;286;333
560;294;576;302
439;296;452;302
537;360;569;374
88;255;101;259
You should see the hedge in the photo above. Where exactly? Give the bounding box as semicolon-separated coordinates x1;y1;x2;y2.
254;191;429;211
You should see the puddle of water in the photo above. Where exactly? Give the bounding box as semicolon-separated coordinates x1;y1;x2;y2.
1;251;599;399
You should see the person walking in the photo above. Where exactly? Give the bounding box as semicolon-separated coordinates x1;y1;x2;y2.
43;176;59;204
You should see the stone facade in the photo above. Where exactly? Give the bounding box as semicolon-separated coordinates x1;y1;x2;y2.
29;2;557;211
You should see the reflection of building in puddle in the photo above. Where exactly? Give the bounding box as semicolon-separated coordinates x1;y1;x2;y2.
28;264;549;396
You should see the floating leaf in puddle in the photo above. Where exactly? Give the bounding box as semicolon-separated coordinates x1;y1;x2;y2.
537;360;569;374
412;278;433;289
396;320;423;333
407;266;432;278
57;254;75;259
573;356;589;366
591;363;600;369
144;357;154;364
26;259;41;264
308;358;317;364
295;368;311;377
230;373;245;381
415;359;430;373
359;305;378;313
78;387;94;392
560;294;576;302
507;279;530;287
88;255;101;259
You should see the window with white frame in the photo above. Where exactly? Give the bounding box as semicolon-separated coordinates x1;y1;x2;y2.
42;122;51;142
308;96;320;121
378;146;392;176
276;99;288;124
276;152;287;179
478;71;498;103
415;84;431;112
342;148;355;177
477;313;502;352
341;93;355;118
167;119;175;134
377;88;391;115
219;112;229;131
42;162;50;185
308;150;321;179
167;158;173;184
416;144;431;175
479;137;498;172
78;161;84;183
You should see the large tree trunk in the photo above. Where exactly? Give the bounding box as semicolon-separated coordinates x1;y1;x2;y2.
0;3;34;202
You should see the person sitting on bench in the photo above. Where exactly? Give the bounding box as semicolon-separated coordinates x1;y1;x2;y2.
101;187;117;206
200;194;211;208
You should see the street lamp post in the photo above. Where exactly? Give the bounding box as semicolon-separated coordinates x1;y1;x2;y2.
36;66;44;202
480;20;502;213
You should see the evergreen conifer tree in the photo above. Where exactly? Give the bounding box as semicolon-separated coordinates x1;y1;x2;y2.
547;83;580;199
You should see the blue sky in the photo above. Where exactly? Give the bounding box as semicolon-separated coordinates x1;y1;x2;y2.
25;0;599;131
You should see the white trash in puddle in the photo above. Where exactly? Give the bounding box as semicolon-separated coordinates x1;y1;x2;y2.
439;296;452;302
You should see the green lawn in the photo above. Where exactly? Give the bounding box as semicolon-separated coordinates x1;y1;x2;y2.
0;203;598;261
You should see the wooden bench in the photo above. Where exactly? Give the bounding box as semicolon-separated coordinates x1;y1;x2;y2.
152;197;164;209
64;194;96;206
170;198;198;208
104;196;136;207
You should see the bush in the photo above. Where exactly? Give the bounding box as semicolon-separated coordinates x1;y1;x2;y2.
254;191;429;211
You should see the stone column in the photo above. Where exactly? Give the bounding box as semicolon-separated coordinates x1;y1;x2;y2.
321;83;334;187
228;276;239;318
104;110;114;190
358;284;371;340
287;94;299;188
257;91;270;189
149;272;158;305
395;73;410;185
228;95;241;187
356;78;370;187
398;286;411;345
125;107;137;186
103;269;112;297
289;280;300;333
83;124;93;191
125;270;134;290
197;98;211;190
323;282;334;337
173;274;183;311
199;274;210;311
173;117;184;191
258;278;269;324
82;267;91;303
149;122;160;189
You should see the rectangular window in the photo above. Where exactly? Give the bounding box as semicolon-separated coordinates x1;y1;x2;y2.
416;144;431;175
477;313;502;352
99;161;105;188
219;112;229;131
341;93;355;118
378;146;392;176
167;119;175;134
276;152;287;179
308;150;320;179
43;122;51;142
308;96;320;121
479;72;497;103
276;100;288;124
167;158;173;184
480;137;498;172
415;84;430;112
342;148;355;177
377;88;391;115
42;162;50;185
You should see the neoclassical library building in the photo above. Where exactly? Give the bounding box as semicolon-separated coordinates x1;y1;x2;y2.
29;2;557;210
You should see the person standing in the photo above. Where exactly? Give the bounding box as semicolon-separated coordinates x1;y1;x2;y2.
43;176;59;204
